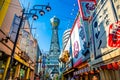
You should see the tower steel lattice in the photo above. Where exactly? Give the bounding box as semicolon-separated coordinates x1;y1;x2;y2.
46;16;60;78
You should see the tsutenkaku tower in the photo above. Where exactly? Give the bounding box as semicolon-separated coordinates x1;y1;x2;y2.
47;16;60;75
49;16;60;56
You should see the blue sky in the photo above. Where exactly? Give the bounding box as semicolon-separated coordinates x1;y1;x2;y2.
19;0;78;52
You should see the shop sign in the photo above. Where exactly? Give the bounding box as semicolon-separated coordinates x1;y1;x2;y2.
74;67;90;75
9;14;21;42
91;0;117;58
111;0;120;20
71;16;81;58
60;50;69;63
71;15;85;67
42;55;46;68
77;0;96;21
108;21;120;47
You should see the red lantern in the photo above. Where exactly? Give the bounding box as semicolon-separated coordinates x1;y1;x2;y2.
90;70;94;74
117;61;120;66
112;62;119;70
100;65;107;69
107;63;113;69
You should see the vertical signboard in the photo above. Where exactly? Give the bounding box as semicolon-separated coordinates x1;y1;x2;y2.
91;0;118;58
71;15;85;67
42;55;46;68
9;15;20;42
77;0;96;21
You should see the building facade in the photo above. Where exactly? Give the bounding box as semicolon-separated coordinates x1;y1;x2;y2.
62;29;71;49
89;0;120;80
0;0;38;80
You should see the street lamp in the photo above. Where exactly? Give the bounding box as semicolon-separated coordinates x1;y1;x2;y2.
6;3;51;79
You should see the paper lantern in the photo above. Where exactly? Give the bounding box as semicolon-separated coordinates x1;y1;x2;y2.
112;62;119;70
107;63;113;69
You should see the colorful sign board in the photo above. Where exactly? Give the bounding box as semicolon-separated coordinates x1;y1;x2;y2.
0;0;11;27
77;0;96;21
91;0;118;58
108;21;120;47
71;15;86;67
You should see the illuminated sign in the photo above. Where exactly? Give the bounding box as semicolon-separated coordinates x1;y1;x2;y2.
77;0;96;21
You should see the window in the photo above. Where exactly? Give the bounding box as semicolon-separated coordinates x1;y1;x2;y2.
0;0;5;10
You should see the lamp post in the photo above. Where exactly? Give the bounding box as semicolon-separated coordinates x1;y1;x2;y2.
6;3;51;79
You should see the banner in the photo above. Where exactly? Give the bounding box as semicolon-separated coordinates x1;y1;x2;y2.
9;14;20;42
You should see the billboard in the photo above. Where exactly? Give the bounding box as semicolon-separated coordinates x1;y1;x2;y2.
91;0;118;59
71;15;86;67
77;0;96;21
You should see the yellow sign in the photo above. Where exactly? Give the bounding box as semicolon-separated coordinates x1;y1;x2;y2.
0;0;11;27
60;50;69;63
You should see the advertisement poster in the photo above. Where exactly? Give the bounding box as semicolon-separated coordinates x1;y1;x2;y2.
78;0;96;20
71;16;85;67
